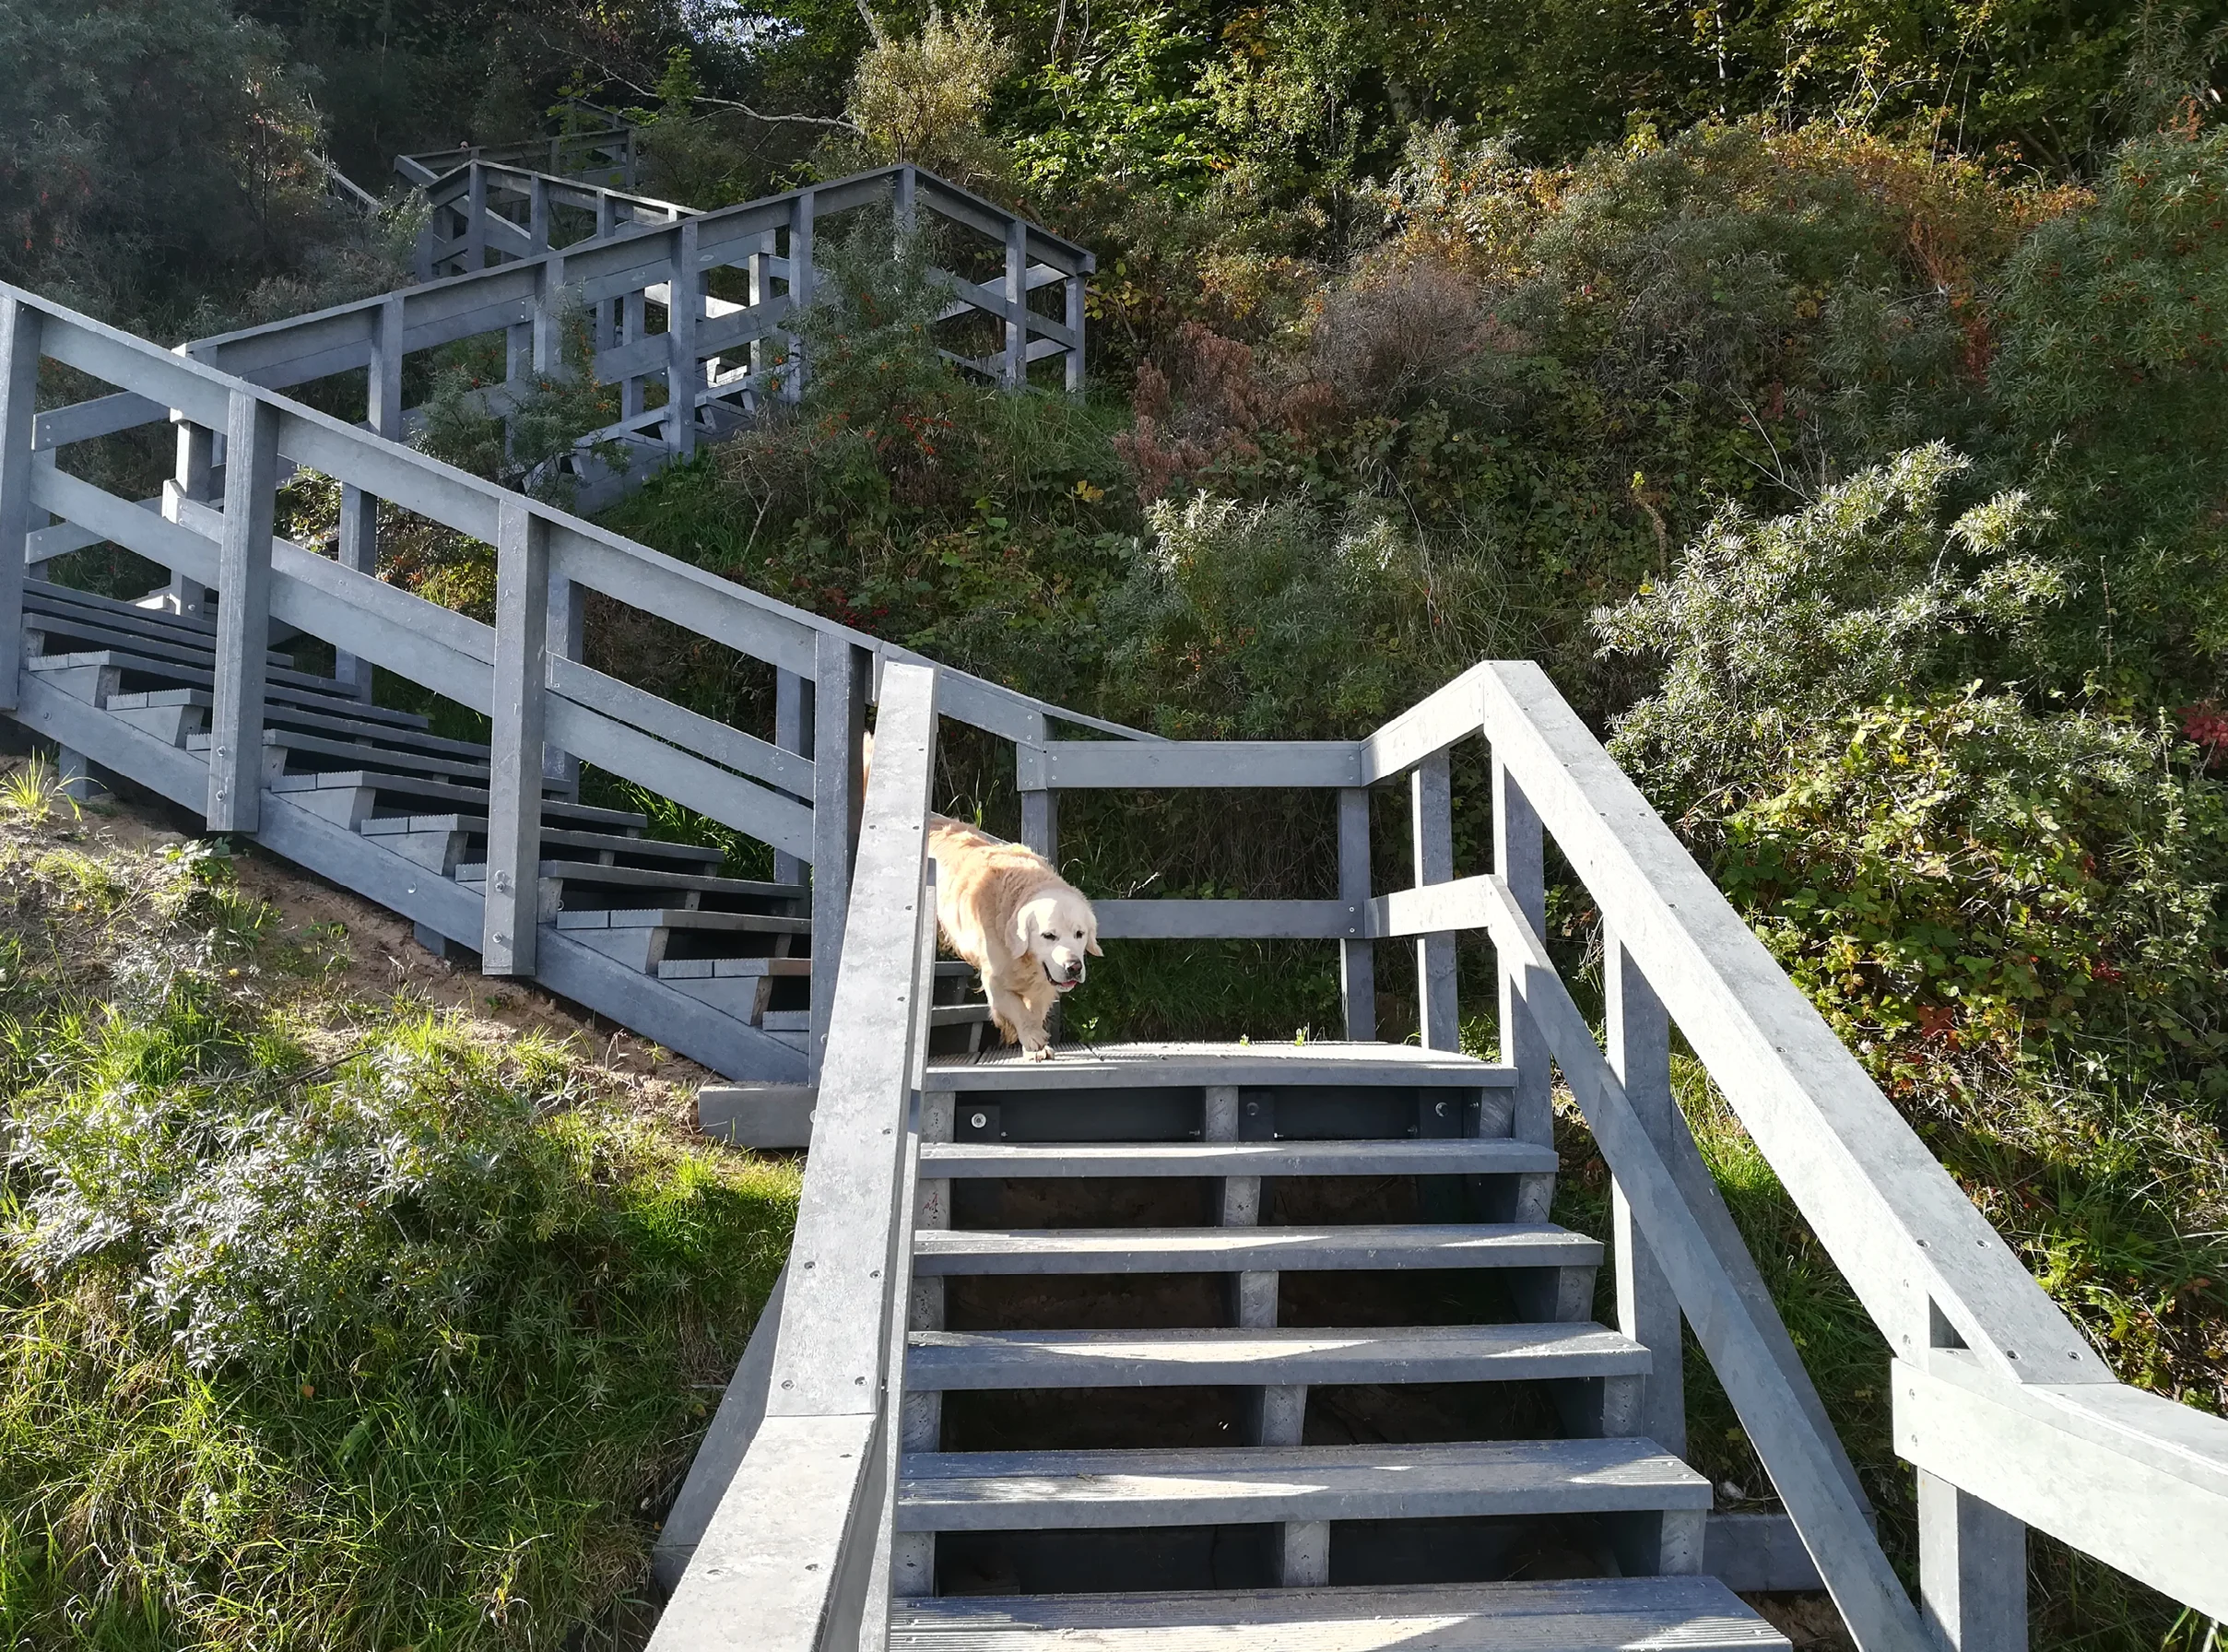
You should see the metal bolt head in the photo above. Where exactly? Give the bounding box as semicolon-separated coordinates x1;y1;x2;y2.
971;1112;986;1128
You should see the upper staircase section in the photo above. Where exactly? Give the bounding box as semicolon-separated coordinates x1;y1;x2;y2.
171;151;1090;513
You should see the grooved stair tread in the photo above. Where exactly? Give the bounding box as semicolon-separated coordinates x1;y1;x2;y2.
508;862;803;901
552;907;811;935
912;1223;1600;1275
905;1321;1650;1390
26;579;221;638
537;826;723;862
895;1438;1710;1530
926;1043;1515;1091
24;601;294;667
918;1139;1561;1179
105;687;466;751
267;769;631;828
887;1576;1788;1651
189;727;490;782
657;956;813;979
25;649;404;717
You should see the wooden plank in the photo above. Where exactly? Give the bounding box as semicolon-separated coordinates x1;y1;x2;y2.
0;295;37;711
481;498;547;974
26;301;230;427
1411;749;1458;1050
30;390;168;451
889;1577;1785;1651
1476;661;2109;1383
1092;899;1359;940
1609;926;1686;1458
534;928;811;1081
1494;756;1553;1154
808;631;868;1077
1358;664;1487;783
543;693;816;863
642;1410;881;1652
26;501;159;565
1894;1352;2228;1621
906;1321;1649;1391
925;1043;1512;1092
1479;871;1927;1652
254;789;486;943
1918;1470;2027;1652
1367;873;1493;938
911;1223;1601;1275
916;1138;1559;1179
548;656;811;796
1017;739;1360;790
206;390;278;833
271;407;501;546
653;1266;790;1594
666;219;701;458
545;523;819;678
765;659;935;1411
33;469;220;588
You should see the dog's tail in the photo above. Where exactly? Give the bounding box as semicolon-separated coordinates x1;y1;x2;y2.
860;727;874;789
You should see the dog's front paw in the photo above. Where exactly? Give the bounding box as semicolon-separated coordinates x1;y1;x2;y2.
1023;1042;1055;1061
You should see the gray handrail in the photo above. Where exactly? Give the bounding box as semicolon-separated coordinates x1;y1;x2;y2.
645;660;940;1652
1002;660;2228;1645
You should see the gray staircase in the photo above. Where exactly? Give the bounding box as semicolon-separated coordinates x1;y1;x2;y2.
11;579;998;1076
886;1042;1786;1637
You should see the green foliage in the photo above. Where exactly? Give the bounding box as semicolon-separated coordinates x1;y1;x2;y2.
0;0;335;327
1595;444;2068;816
845;4;1015;181
413;301;630;504
0;801;796;1647
1100;493;1444;738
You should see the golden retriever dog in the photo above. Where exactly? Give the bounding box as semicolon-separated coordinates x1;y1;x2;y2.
863;732;1100;1058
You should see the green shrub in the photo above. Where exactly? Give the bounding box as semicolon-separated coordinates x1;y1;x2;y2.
0;806;796;1647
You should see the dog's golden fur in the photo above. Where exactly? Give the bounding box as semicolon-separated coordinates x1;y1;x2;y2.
861;732;1100;1058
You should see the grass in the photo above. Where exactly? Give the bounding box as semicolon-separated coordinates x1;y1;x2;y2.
0;772;799;1649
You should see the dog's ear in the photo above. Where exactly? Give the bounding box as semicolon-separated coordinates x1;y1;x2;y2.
1087;935;1103;956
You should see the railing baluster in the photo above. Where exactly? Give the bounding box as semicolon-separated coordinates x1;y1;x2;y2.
206;389;279;833
528;173;550;253
540;571;584;797
808;631;868;1075
1065;268;1086;394
773;666;813;889
784;191;815;403
0;294;41;713
336;291;403;699
666;218;701;459
1920;1456;2028;1652
1004;216;1028;388
464;161;488;271
1607;925;1686;1456
1411;749;1459;1049
1338;785;1375;1040
1493;754;1552;1195
483;496;549;975
533;247;566;377
621;288;646;421
165;419;218;618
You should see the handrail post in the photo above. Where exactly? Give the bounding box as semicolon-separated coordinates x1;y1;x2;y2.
1338;785;1375;1040
206;388;279;834
1920;1464;2028;1652
1019;716;1063;1044
773;666;813;888
165;419;217;618
1493;754;1552;1195
666;218;701;459
784;191;815;403
528;172;551;253
533;247;568;376
1411;749;1458;1049
621;286;647;422
0;294;41;712
484;496;550;975
1003;216;1028;389
540;570;584;797
1607;926;1685;1456
808;631;869;1076
895;164;918;235
464;162;488;271
336;291;403;699
748;231;772;409
1064;268;1086;394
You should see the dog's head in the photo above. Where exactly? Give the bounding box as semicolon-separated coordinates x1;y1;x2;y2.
1014;885;1101;993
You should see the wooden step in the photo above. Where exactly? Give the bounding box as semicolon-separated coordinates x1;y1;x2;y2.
106;688;460;750
26;578;221;639
911;1223;1601;1276
192;727;490;784
25;615;300;678
657;956;814;980
905;1321;1650;1391
888;1576;1787;1652
25;648;430;726
538;825;723;866
895;1438;1709;1531
917;1139;1561;1180
269;769;633;828
926;1044;1516;1092
552;907;811;938
507;861;803;906
23;590;293;667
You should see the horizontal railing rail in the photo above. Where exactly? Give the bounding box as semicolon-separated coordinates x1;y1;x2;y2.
1005;661;2228;1647
34;162;1091;516
1;282;1146;1083
645;661;940;1652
